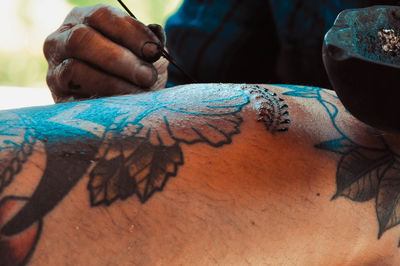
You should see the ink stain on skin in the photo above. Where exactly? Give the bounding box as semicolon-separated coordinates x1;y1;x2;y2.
245;86;290;133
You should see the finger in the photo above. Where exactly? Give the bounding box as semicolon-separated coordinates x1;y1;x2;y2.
50;58;146;102
148;24;166;46
83;5;162;62
152;56;169;91
58;24;157;88
62;6;93;26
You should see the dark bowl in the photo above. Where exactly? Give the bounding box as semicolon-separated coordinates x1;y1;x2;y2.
323;5;400;131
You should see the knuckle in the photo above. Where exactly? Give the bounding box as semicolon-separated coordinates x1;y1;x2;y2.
64;6;86;24
47;59;77;95
65;24;91;53
63;6;83;23
46;71;62;101
57;59;76;85
46;70;56;88
70;6;84;15
84;4;112;25
43;33;58;60
93;3;110;10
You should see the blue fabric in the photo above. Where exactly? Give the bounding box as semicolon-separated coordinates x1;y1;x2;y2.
165;0;278;86
269;0;365;49
164;0;394;87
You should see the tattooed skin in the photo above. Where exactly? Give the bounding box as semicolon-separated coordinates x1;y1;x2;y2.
0;196;42;266
0;84;269;265
1;84;251;233
281;85;400;244
2;83;400;265
247;85;290;132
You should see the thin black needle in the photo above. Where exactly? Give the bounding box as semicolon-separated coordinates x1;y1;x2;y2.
117;0;136;19
116;0;197;83
160;49;197;83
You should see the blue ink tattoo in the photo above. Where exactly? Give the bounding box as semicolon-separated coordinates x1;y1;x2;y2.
0;84;249;238
0;84;253;265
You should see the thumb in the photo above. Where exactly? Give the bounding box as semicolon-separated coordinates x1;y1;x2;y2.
147;24;166;46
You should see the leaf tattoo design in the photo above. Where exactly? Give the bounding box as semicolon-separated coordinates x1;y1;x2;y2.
88;84;248;205
282;84;400;244
377;161;400;239
331;146;400;240
0;84;250;242
89;138;183;205
0;84;250;266
332;147;393;202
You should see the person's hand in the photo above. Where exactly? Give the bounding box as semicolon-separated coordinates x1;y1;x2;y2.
44;4;169;103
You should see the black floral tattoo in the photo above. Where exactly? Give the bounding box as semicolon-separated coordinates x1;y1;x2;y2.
282;84;400;244
0;84;253;265
88;137;183;205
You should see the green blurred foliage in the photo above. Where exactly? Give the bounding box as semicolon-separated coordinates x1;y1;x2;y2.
0;0;181;88
0;52;48;88
0;0;48;87
67;0;181;25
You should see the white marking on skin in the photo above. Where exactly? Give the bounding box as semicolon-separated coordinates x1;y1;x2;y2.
47;104;106;138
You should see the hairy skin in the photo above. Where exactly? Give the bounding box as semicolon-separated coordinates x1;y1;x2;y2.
0;84;399;265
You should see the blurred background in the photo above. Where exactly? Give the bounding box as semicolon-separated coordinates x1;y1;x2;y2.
0;0;182;109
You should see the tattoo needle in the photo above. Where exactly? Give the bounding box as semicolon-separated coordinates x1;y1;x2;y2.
116;0;197;83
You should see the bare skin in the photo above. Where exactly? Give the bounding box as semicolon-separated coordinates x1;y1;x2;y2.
44;4;169;103
0;84;399;265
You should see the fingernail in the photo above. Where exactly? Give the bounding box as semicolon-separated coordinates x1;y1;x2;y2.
141;41;161;62
135;64;157;87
